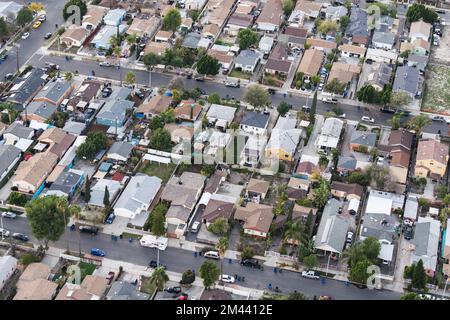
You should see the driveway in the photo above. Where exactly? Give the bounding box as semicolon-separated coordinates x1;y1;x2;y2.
390;235;414;292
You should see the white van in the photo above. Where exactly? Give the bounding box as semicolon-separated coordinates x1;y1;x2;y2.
140;235;168;250
204;251;220;259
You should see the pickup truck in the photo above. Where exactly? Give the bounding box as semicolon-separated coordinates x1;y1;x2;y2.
301;270;320;280
322;97;338;104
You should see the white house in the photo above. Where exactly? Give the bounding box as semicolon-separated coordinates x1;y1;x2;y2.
0;255;18;291
239;111;270;136
234;50;261;73
365;190;405;215
366;48;398;64
316;117;344;151
206;104;237;129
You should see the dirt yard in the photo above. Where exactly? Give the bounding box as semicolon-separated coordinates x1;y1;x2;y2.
422;64;450;114
431;25;450;64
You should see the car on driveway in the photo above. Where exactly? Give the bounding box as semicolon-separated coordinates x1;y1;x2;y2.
90;248;106;257
190;221;200;233
219;274;235;283
361;116;375;123
12;233;29;242
149;260;167;269
301;270;320;280
0;228;10;237
105;213;115;224
346;231;354;244
1;212;16;219
404;226;414;240
32;21;41;29
21;32;30;40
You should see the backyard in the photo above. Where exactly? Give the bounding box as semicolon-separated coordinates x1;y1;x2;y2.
422;64;450;114
139;162;176;183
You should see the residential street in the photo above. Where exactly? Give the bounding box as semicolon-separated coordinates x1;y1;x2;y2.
2;216;402;300
26;53;450;136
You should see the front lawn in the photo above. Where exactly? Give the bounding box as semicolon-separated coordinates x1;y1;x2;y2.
79;262;97;280
229;69;251;80
140;276;157;296
140;162;176;183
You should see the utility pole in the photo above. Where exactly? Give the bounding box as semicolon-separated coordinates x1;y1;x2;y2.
15;44;19;74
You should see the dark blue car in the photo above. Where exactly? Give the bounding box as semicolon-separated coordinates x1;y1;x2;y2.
106;213;115;224
90;248;106;257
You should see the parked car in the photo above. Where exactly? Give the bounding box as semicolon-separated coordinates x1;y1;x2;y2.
361;116;375;123
0;228;10;237
225;81;240;88
4;73;13;80
90;248;106;257
346;231;354;244
219;274;235;283
319;295;333;300
32;21;41;29
99;61;112;67
190;221;201;233
301;270;320;280
79;226;99;235
105;213;115;224
194;75;205;81
267;88;276;95
404;226;414;240
134;90;145;99
240;258;262;269
431;115;445;122
21;32;30;40
149;260;167;269
178;293;188;300
336;113;346;119
12;233;29;242
38;14;46;22
165;286;182;294
44;32;52;39
1;212;16;219
106;271;115;285
204;251;220;259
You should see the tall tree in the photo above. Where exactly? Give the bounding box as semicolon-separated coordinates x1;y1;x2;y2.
196;54;220;75
283;222;304;245
349;258;372;285
207;218;229;236
282;0;295;16
150;128;172;152
207;92;221;104
406;114;431;136
277;101;290;116
163;8;181;32
25;195;80;250
103;186;110;207
28;2;45;12
124;71;136;86
303;254;318;269
199;260;220;289
237;28;258;50
16;7;34;26
390;91;412;108
412;259;427;291
406;3;438;23
151;209;166;236
143;53;161;68
0;18;9;40
149;267;169;291
84;177;91;203
216;237;229;284
312;179;330;209
361;237;381;262
244;85;271;110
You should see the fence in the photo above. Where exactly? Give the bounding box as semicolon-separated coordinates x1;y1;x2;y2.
265;250;297;262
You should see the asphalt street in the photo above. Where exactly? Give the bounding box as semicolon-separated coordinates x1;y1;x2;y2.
2;217;402;300
0;0;65;80
27;54;449;135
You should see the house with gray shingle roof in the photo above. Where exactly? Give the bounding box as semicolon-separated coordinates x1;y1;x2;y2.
337;156;357;174
107;141;133;163
350;131;377;151
346;7;368;37
106;281;150;300
96;99;134;127
33;79;75;106
393;65;422;98
239;111;270;136
45;169;85;199
372;31;395;50
7;68;46;110
23;101;57;123
234;50;261;73
0;144;21;182
3;122;34;143
314;198;349;255
411;216;441;273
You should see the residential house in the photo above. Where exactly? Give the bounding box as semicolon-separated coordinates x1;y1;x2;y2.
103;8;126;26
279;26;308;49
411;216;441;275
0;1;22;21
60;26;90;47
6;68;46;110
316;117;344;151
0;144;21;182
164;123;194;144
265;116;301;162
372;31;396;50
366;48;398;64
202;199;235;226
226;13;254;36
234;0;257;15
256;0;283;32
264;43;292;78
234;202;274;238
114;174;162;220
295;160;317;179
407;54;428;74
314;198;349;255
106;281;150;300
33;79;76;106
45;169;84;199
12;151;58;193
208;49;234;71
3;122;34;144
289;0;322;24
363;63;392;91
297;49;324;76
404;195;419;222
338;44;366;58
350;130;377;152
184;0;208;10
174;100;202;121
393;65;422;98
259;36;275;55
400;38;430;56
305;38;337;54
56;275;108;300
323;5;348;22
365;190;405;216
206;104;236;130
143;41;170;57
239;111;270;136
135;94;172;119
246;178;270;201
328;63;361;86
202;23;221;40
96;99;134;127
88;178;121;208
352;34;369;47
38;127;76;159
14;263;58;300
107;141;133;163
22;101;57;123
414;139;449;179
91;25;127;50
82;5;108;31
182;32;202;49
330;181;364;200
127;16;160;38
345;7;368;37
234;50;261;73
154;30;173;43
66;80;102;112
240;134;267;167
336;155;357;174
162;172;206;238
409;20;432;42
0;255;17;291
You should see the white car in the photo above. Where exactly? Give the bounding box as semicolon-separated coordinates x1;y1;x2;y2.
219;274;235;283
361;116;375;123
190;221;200;233
1;211;16;219
336;113;346;118
99;61;111;67
0;228;10;237
301;270;320;280
346;231;354;244
21;32;30;40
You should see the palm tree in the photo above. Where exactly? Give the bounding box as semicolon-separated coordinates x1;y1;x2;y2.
63;72;73;82
283;222;304;246
341;242;365;269
216;237;229;284
113;45;122;85
149;267;169;291
388;114;401;130
406;114;431;136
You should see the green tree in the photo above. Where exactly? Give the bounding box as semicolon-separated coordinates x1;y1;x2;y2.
412;259;427;291
283;221;304;245
388;114;402;130
282;0;295;16
277;101;290;116
149;115;165;130
181;269;196;284
0;17;9;40
160;108;175;123
361;237;381;262
312;179;330;209
189;9;200;22
76;132;107;160
303;254;318;269
199;260;220;289
357;84;379;104
143;53;162;67
241;246;254;260
163;8;182;31
342;242;365;269
17;7;34;26
124;71;136;86
237;28;258;50
406;3;438;24
400;292;426;300
25;195;80;250
244;84;271;109
400;49;410;59
407;114;431;135
318;20;338;34
63;0;87;21
150;128;172;152
340;15;349;29
63;72;73;82
149;267;169;291
390;91;412;108
207;92;221;104
207;217;229;236
103;186;110;207
325;78;346;95
216;237;229;283
288;291;307;300
84;177;91;203
349;258;372;285
151;209;166;236
196;54;220;75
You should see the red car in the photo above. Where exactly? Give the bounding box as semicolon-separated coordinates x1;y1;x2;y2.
106;271;115;285
177;293;188;300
